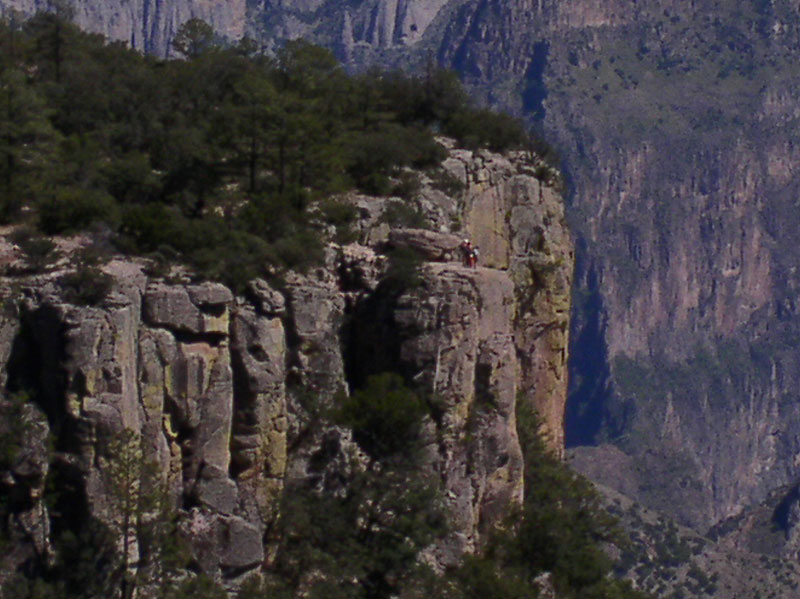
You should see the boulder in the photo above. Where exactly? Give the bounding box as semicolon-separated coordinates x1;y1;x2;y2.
144;282;230;335
247;279;286;316
388;228;463;262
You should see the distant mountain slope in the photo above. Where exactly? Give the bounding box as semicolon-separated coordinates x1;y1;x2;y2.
578;472;800;599
0;0;454;56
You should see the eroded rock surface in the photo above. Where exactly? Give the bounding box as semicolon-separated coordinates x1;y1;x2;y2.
0;144;572;588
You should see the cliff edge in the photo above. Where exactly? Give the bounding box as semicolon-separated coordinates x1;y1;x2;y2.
0;144;572;590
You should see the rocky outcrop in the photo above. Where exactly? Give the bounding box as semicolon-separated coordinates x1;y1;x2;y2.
0;144;572;589
396;263;524;561
409;0;800;537
177;0;800;536
12;0;800;593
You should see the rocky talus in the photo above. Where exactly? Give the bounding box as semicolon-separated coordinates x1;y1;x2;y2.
0;145;572;589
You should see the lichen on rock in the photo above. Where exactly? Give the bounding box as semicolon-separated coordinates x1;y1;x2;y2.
0;143;572;589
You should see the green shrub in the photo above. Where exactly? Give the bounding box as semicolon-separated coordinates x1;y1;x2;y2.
272;230;325;272
347;126;446;195
118;203;184;254
60;264;113;306
383;246;425;290
392;171;422;201
11;228;61;273
357;171;393;196
444;555;532;599
527;134;561;168
534;164;550;181
0;391;36;470
381;201;428;229
190;231;273;293
335;372;427;459
318;199;359;244
318;199;358;226
237;194;307;244
429;169;465;197
347;129;406;194
37;187;119;235
444;109;527;152
101;152;161;204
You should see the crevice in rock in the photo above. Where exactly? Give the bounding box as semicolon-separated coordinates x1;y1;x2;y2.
522;40;549;120
228;339;256;481
342;281;407;393
6;305;72;449
474;361;495;409
565;245;613;447
194;303;226;318
221;562;259;581
772;484;800;533
46;455;119;583
162;393;196;505
170;329;227;347
279;289;303;390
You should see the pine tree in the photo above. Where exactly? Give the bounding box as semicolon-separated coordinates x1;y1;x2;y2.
105;429;188;599
0;69;58;221
172;19;216;59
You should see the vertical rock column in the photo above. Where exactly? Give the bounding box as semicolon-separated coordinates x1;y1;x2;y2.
447;148;574;455
230;282;287;530
142;281;264;581
394;263;524;563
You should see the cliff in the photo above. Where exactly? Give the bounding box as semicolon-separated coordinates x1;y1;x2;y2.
0;0;452;57
1;0;249;56
0;145;572;591
133;0;800;539
13;0;800;539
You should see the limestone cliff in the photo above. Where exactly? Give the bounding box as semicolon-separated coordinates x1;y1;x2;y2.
120;0;800;537
2;0;249;56
0;0;451;57
0;145;572;590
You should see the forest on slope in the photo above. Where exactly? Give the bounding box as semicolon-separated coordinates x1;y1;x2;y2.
0;11;647;599
0;10;541;291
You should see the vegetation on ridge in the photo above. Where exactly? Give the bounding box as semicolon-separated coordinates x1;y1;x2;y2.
0;11;554;292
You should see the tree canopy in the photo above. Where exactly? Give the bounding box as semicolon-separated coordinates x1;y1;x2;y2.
0;12;549;291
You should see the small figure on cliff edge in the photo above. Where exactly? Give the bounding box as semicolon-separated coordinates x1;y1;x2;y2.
460;239;472;267
470;246;480;268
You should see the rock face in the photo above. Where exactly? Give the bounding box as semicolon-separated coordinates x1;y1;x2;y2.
416;0;800;537
12;0;800;590
0;0;450;57
2;0;249;56
116;0;800;537
0;145;572;589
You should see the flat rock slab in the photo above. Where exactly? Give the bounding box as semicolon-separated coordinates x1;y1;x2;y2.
388;228;463;262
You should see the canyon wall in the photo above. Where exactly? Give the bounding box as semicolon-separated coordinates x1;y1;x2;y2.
5;0;800;551
126;0;800;532
0;0;452;56
0;145;572;589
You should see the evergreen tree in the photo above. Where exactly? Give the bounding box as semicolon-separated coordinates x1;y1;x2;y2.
0;69;58;220
172;18;216;59
105;429;188;599
24;0;75;83
225;70;277;192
